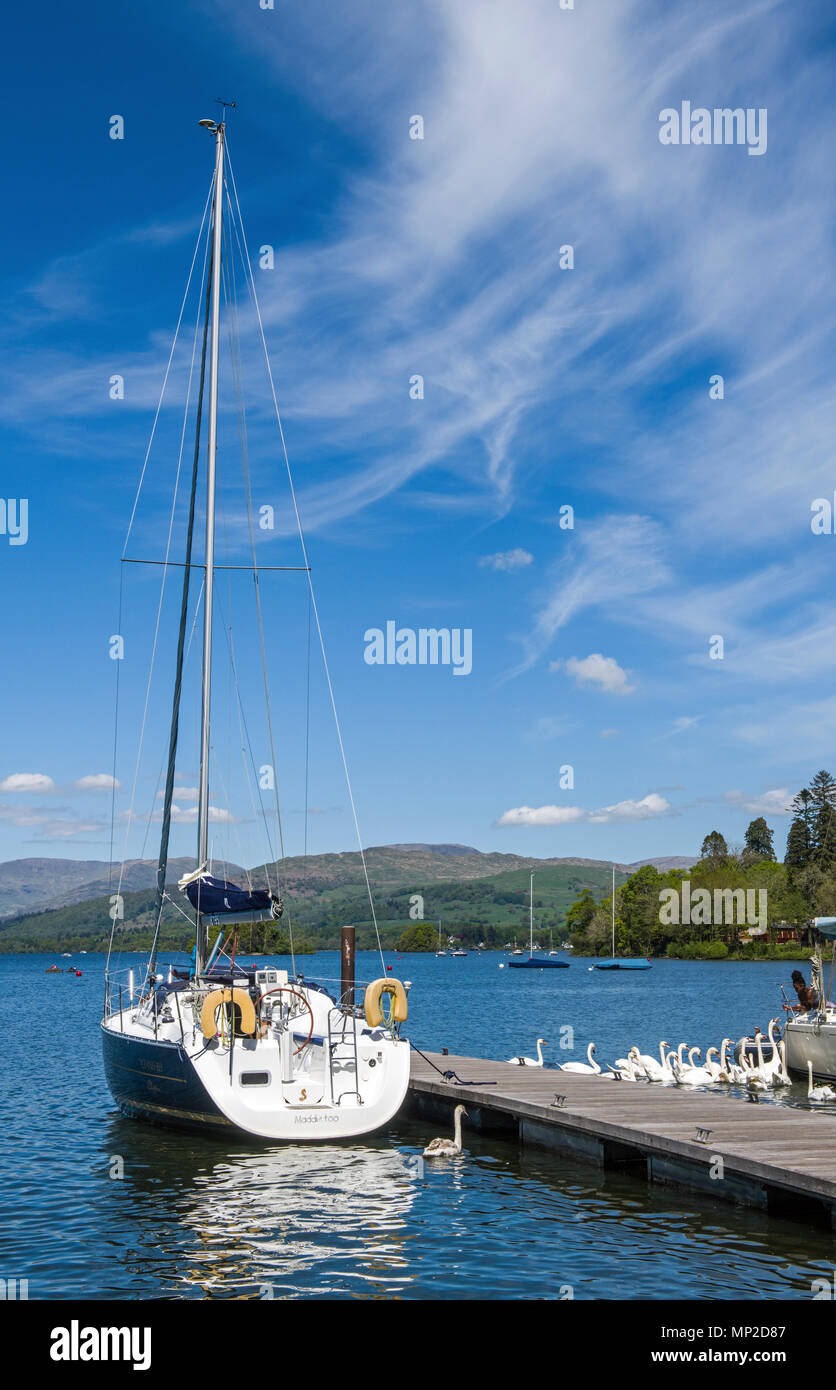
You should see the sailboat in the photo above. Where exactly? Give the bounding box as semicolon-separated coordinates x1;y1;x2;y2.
508;873;569;969
435;922;447;957
100;114;411;1139
592;867;652;971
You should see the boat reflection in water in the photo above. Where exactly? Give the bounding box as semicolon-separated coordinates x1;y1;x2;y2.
172;1145;420;1297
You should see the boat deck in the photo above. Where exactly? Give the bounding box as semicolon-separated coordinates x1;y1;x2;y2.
408;1050;836;1224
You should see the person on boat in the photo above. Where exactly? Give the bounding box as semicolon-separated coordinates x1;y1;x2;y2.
784;970;819;1014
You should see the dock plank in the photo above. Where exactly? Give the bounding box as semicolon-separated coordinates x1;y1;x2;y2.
408;1051;836;1217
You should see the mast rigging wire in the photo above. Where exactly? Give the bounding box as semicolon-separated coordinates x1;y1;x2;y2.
225;144;386;974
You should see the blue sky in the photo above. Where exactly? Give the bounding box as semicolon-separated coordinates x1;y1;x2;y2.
2;0;836;870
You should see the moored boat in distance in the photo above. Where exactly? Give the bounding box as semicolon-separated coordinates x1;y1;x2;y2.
592;866;652;971
507;872;569;970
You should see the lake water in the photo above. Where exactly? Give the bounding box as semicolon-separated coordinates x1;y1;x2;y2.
4;949;835;1300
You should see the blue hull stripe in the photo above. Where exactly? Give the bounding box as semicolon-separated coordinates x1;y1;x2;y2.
101;1024;234;1135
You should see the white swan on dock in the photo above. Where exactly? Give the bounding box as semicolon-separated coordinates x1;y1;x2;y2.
559;1042;601;1074
506;1037;547;1067
423;1104;468;1156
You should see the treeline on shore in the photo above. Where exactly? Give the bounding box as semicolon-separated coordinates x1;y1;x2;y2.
565;775;836;960
6;773;835;959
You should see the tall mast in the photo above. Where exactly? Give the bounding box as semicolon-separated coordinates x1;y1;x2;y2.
611;865;615;959
530;870;534;954
195;118;225;977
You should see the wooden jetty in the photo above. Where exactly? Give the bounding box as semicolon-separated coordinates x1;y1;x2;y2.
408;1051;836;1225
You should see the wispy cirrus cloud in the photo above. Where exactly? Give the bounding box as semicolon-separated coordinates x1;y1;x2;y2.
479;548;533;572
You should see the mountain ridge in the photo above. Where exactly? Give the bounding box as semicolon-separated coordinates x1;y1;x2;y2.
0;844;698;921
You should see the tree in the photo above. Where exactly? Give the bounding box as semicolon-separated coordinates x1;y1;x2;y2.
785;816;811;877
616;864;664;955
700;830;728;861
810;770;836;869
565;888;596;935
744;817;775;861
395;922;437;952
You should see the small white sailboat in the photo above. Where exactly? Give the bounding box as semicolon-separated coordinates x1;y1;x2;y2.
100;113;410;1140
435;921;447;957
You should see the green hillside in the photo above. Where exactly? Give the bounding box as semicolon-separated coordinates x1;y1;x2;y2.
0;857;628;954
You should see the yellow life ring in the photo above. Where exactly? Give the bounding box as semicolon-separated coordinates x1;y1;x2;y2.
201;987;256;1040
364;977;408;1028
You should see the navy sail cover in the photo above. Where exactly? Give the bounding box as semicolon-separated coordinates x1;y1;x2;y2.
184;874;282;918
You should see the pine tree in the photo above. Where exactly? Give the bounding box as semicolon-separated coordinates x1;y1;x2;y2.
786;817;811;877
744;817;775;860
700;830;728;861
810;771;836;867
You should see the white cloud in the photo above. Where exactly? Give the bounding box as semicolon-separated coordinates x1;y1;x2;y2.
497;792;670;827
724;788;792;817
600;729;620;739
0;773;56;794
479;548;533;572
562;654;635;696
0;804;104;840
74;774;120;792
511;516;670;677
652;715;703;742
169;804;235;825
156;786;199;802
497;804;586;828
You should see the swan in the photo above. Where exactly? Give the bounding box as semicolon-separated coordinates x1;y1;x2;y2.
744;1036;770;1090
704;1046;722;1080
607;1046;643;1080
634;1040;670;1082
746;1032;775;1091
760;1019;785;1081
670;1048;714;1086
424;1104;468;1156
713;1038;741;1084
807;1061;836;1103
559;1041;601;1074
507;1037;547;1067
772;1039;791;1087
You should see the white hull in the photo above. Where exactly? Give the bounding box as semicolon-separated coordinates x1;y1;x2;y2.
102;976;410;1141
785;1015;836;1082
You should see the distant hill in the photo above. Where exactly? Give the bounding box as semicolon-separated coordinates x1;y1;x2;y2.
0;856;245;920
0;843;700;953
0;843;697;922
628;856;699;871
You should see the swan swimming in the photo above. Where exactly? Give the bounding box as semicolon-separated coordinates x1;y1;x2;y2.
670;1047;714;1086
807;1061;836;1103
559;1041;600;1074
506;1037;547;1067
423;1104;468;1156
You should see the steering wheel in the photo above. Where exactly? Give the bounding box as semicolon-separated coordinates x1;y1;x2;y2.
255;986;315;1055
